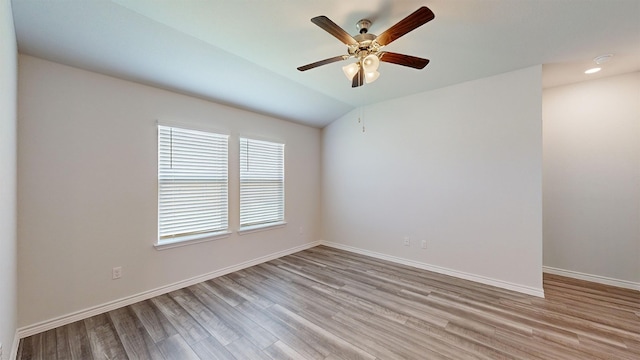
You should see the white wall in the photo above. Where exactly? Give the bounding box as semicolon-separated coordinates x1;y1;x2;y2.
0;0;18;357
322;66;544;295
543;72;640;286
17;55;321;328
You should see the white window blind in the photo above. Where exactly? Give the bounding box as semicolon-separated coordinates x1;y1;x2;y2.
240;137;285;228
158;125;228;242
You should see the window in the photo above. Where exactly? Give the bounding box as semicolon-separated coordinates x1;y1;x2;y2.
239;137;285;230
158;125;228;245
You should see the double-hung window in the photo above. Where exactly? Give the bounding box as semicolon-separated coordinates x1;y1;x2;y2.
158;125;229;246
239;137;285;231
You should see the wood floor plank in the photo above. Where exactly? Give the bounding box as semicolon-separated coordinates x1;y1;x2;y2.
327;295;483;360
190;282;277;349
54;326;71;359
224;336;273;360
263;340;308;360
577;335;640;360
84;313;128;360
236;300;327;360
31;332;45;360
150;294;210;346
65;320;94;360
108;306;157;359
129;299;178;343
189;336;237;360
444;321;544;360
268;303;376;360
272;257;345;289
239;270;407;359
33;329;56;360
17;336;32;360
209;276;273;309
495;327;600;360
168;288;240;346
157;334;200;360
202;278;245;307
17;245;640;360
139;325;169;360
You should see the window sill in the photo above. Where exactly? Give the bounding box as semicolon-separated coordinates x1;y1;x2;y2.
154;230;231;250
237;221;287;235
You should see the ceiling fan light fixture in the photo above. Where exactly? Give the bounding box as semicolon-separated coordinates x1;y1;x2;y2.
362;54;380;72
342;62;360;80
365;70;380;83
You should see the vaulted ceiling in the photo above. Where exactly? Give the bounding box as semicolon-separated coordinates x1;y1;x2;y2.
11;0;640;127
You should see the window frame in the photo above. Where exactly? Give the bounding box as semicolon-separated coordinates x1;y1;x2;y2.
238;137;286;233
156;124;230;250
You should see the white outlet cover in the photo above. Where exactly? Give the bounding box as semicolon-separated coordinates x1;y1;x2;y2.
112;266;123;279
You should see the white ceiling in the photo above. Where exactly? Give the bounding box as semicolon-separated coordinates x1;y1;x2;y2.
11;0;640;127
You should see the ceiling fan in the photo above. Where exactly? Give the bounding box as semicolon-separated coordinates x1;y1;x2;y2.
297;6;435;88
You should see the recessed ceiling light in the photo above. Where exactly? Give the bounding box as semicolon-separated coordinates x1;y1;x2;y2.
594;54;613;65
584;54;612;75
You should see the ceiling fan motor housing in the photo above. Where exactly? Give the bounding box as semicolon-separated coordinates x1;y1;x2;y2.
350;33;379;58
351;20;383;59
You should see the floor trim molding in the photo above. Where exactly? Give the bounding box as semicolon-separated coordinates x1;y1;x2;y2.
9;329;20;360
16;241;320;340
543;266;640;291
321;240;545;298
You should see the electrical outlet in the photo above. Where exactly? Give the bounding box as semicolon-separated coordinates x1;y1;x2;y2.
112;266;122;280
421;239;427;249
403;236;411;246
299;226;304;235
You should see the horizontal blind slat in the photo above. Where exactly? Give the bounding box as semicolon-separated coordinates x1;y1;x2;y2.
158;125;228;240
239;137;284;228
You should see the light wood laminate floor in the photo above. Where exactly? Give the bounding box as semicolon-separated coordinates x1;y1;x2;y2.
17;246;640;359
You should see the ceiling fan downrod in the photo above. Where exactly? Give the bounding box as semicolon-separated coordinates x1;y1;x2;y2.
356;19;371;34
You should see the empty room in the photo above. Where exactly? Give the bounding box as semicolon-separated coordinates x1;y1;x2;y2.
1;0;639;359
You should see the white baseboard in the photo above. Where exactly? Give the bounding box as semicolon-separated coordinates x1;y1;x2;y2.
17;241;320;339
543;266;640;291
320;240;545;298
9;329;19;360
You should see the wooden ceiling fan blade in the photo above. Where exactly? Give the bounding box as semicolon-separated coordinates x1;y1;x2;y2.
297;55;347;71
375;6;435;46
379;52;429;69
352;66;364;88
311;16;358;46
